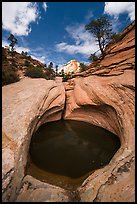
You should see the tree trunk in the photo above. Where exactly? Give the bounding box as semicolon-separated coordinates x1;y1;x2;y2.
97;37;104;56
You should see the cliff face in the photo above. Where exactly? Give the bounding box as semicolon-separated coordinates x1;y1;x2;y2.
63;70;135;201
59;59;80;74
73;20;135;77
63;21;135;202
2;21;135;202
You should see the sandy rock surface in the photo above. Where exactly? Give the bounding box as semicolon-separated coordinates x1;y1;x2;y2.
2;77;65;201
2;21;135;202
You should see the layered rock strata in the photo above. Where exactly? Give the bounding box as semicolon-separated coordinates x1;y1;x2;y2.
2;21;135;202
64;69;135;202
62;21;135;202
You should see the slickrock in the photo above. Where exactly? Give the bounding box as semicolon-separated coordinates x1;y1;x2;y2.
15;175;70;202
63;21;135;202
63;70;135;201
2;77;65;201
2;21;135;202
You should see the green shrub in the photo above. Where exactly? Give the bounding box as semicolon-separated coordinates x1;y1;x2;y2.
2;65;20;86
88;53;98;62
24;60;30;67
62;73;72;82
79;63;88;72
113;32;127;43
2;47;8;62
44;67;55;80
26;55;32;60
44;74;55;80
25;65;45;78
95;63;101;67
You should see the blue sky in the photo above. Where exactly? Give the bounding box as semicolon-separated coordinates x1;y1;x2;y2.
2;2;135;69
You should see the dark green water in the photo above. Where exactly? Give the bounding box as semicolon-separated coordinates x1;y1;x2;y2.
28;120;120;181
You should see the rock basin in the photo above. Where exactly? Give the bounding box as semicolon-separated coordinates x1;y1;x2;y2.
2;21;135;202
2;71;135;202
26;120;120;191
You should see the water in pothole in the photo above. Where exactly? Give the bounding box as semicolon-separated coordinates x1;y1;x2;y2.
26;120;120;191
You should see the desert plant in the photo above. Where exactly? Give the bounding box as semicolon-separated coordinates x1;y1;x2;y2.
55;65;58;75
25;65;45;78
24;60;30;67
60;69;65;77
88;53;99;62
44;66;55;80
85;16;115;57
79;62;88;72
2;65;19;86
62;73;72;82
2;47;7;62
8;34;17;52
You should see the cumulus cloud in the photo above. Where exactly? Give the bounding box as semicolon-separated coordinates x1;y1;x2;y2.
2;40;9;48
31;55;46;64
16;46;30;54
43;2;48;12
30;48;51;64
104;2;135;21
56;23;99;56
2;2;39;36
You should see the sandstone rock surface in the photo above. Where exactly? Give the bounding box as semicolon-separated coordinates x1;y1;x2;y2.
2;77;65;201
63;21;135;202
63;70;135;202
2;21;135;202
15;175;70;202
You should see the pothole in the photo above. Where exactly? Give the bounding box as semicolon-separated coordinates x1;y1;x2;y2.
26;120;120;191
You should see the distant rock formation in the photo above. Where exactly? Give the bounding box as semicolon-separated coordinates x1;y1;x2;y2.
59;59;80;74
2;21;135;202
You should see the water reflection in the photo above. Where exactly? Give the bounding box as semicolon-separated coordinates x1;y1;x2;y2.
29;120;120;179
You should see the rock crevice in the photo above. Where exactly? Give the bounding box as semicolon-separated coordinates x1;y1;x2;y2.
2;21;135;202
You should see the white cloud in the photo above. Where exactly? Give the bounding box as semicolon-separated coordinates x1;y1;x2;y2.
31;55;46;64
16;46;30;54
2;2;39;36
43;2;48;12
104;2;135;21
56;23;99;56
2;40;9;48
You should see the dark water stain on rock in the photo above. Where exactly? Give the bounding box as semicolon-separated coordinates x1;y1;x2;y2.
26;120;120;190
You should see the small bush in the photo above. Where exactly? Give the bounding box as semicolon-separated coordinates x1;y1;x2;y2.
79;63;88;72
2;47;8;62
95;63;101;67
24;60;30;67
44;67;55;80
62;74;72;82
25;65;45;78
88;53;98;62
44;74;55;80
113;32;127;43
26;55;32;60
2;65;20;86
